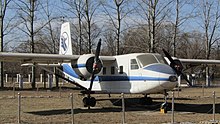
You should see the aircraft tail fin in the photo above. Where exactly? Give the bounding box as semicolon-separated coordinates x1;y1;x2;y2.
59;22;72;55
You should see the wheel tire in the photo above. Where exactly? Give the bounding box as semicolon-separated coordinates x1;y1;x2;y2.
83;97;89;107
90;97;96;107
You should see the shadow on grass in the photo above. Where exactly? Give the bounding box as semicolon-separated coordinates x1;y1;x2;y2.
26;97;220;116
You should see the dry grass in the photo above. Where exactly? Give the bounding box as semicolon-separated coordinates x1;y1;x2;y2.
1;83;220;124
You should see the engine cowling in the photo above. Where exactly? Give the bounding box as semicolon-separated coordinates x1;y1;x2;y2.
73;54;103;80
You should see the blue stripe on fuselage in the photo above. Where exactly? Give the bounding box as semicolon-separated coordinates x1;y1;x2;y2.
98;76;169;81
62;64;169;82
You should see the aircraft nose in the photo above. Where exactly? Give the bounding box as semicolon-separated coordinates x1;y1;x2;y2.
158;64;178;89
143;63;178;89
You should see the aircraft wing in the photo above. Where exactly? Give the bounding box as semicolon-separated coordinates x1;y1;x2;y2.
0;52;79;63
178;58;220;65
0;52;116;64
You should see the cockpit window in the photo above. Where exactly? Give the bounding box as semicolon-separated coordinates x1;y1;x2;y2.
154;54;166;64
130;59;139;70
137;54;165;67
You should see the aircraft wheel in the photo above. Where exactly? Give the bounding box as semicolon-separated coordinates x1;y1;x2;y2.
83;97;96;107
83;97;89;107
90;97;96;107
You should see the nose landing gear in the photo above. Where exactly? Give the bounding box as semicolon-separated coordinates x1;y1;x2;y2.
161;91;170;113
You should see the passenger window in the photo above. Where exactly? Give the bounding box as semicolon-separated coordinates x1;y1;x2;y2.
130;59;139;70
111;66;115;74
119;66;123;74
103;67;106;75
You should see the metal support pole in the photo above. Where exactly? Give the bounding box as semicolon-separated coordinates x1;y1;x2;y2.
70;93;74;124
177;76;181;97
40;74;43;83
18;93;21;124
12;76;15;98
43;70;46;89
121;93;125;124
19;74;23;89
213;91;215;122
16;74;19;83
48;74;52;89
171;92;175;124
5;74;8;83
28;74;31;83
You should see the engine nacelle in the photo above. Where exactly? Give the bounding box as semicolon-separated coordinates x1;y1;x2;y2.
73;54;102;80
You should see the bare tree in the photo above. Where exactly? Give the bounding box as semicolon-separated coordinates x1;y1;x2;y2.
137;0;172;53
38;0;61;54
83;0;100;53
0;0;12;88
172;0;195;56
62;0;100;54
192;0;220;86
14;0;40;89
198;0;220;60
62;0;85;54
101;0;133;55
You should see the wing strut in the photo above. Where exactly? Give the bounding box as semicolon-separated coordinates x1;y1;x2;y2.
37;65;88;91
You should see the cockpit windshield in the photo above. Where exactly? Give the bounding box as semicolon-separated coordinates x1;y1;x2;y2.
136;54;166;67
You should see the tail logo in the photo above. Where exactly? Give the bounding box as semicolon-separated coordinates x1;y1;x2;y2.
60;32;69;54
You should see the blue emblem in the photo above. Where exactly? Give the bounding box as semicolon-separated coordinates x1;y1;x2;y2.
60;32;69;54
61;37;67;51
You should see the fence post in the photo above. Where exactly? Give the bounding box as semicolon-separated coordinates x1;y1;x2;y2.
213;91;215;122
121;93;125;124
171;92;175;124
70;93;74;124
18;93;21;124
59;85;62;98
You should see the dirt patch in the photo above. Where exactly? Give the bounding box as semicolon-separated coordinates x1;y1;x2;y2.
0;86;220;123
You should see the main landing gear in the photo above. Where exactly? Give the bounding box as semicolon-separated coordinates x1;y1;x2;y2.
83;96;97;107
139;95;153;105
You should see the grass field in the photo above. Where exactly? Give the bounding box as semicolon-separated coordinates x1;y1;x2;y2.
1;83;220;123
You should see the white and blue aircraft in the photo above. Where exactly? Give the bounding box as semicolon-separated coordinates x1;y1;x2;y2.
1;22;220;107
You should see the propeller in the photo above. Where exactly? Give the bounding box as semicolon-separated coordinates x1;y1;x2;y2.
84;39;102;108
88;39;101;91
162;49;192;86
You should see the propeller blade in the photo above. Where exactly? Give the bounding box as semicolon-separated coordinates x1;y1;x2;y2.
162;49;192;86
95;39;101;62
88;39;102;92
180;72;192;86
163;49;174;64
